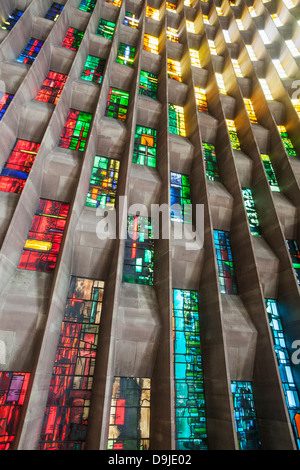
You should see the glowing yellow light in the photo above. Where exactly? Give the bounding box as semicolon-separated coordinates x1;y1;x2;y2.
186;20;195;33
25;240;53;252
190;49;201;67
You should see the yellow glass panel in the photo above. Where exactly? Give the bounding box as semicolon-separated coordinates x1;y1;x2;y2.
25;240;53;252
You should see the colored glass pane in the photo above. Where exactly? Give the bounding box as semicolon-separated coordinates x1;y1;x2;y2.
231;59;243;77
166;1;177;12
38;276;105;450
116;43;135;67
62;27;84;51
208;39;217;54
261;154;280;192
123;12;139;28
107;377;151;450
86;156;120;209
105;88;129;121
143;34;158;54
242;188;261;236
0;139;40;195
244;98;258;123
123;216;154;285
202;142;220;181
167;27;179;42
1;9;23;30
186;21;195;33
286;240;300;286
0;93;13;120
96;19;115;39
58;109;92;151
277;125;297;157
18;199;69;273
139;71;158;99
107;0;122;6
226;119;241;150
216;73;226;94
81;55;106;84
169;104;186;137
79;0;96;13
214;230;238;295
190;49;201;67
195;87;208;113
146;6;160;20
133;126;157;167
0;372;30;450
17;38;43;65
231;381;261;450
168;59;182;81
170;172;192;222
45;3;64;21
36;71;67;105
173;289;207;450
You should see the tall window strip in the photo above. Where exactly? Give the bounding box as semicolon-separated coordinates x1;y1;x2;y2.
292;99;300;117
0;93;13;120
246;44;257;61
244;98;258;123
62;27;84;51
38;276;105;450
0;372;30;450
79;0;97;13
86;156;120;209
18;199;69;273
107;377;151;450
45;3;64;21
202;14;210;24
195;87;208;113
186;20;195;33
81;55;106;84
123;215;154;285
144;34;159;54
277;125;297;156
231;381;261;449
58;109;93;152
260;154;279;192
190;49;201;67
223;30;231;43
272;59;287;78
215;73;227;94
123;11;139;28
133;126;157;168
169;104;186;137
214;230;238;295
242;188;261;236
36;71;67;105
202;142;220;182
236;19;245;30
105;88;129;121
259;79;273;100
167;27;179;42
0;139;40;194
17;38;44;65
226;119;241;150
231;59;243;77
116;43;135;67
139;71;158;99
208;39;217;55
96;19;115;39
173;289;208;450
170;172;192;222
146;6;160;20
167;59;182;81
266;298;300;449
1;9;23;30
286;240;300;286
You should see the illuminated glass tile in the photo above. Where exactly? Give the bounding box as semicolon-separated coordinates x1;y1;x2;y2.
62;27;84;51
208;39;217;54
214;230;238;295
36;71;67;105
260;154;280;192
186;20;195;33
286;240;300;286
0;372;30;450
190;49;201;68
81;55;106;84
216;6;224;15
116;43;135;67
123;11;139;28
146;6;160;20
244;98;258;123
133;126;157;167
143;34;159;54
17;38;44;65
202;142;220;181
105;87;129;121
79;0;96;12
0;93;13;120
259;79;273;100
38;276;105;450
246;44;257;61
86;156;119;209
123;215;154;285
285;40;300;57
170;172;192;222
271;14;283;27
203;14;210;24
242;188;261;236
139;71;158;99
58;109;92;151
248;6;257;16
215;73;226;94
166;1;177;12
223;30;231;43
96;19;115;39
292;99;300;117
173;289;207;450
169;104;186;137
272;59;287;78
45;3;64;21
168;59;182;81
107;0;122;6
167;27;179;42
258;30;270;44
195;87;208;113
277;125;297;156
231;381;261;449
18;199;69;273
231;59;243;77
236;19;245;30
0;139;40;194
1;9;23;30
226;119;241;150
107;377;151;450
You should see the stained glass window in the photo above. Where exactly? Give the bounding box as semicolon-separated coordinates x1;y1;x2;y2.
107;377;151;450
266;298;300;449
143;34;159;54
242;188;261;236
167;27;179;42
286;240;300;286
216;73;227;94
79;0;97;13
0;139;40;195
202;142;220;182
244;98;258;123
38;276;105;450
261;154;280;192
167;59;182;82
292;99;300;117
170;172;192;222
169;104;186;137
231;381;261;449
81;55;106;84
0;93;13;120
231;59;243;77
62;27;84;51
139;71;158;99
277;125;297;157
133;126;157;167
146;6;160;20
17;38;44;65
195;87;208;113
116;43;135;67
36;71;67;105
190;49;201;67
259;79;273;100
86;156;119;209
226;119;241;150
107;0;122;6
18;199;69;273
186;20;195;33
214;230;238;295
166;1;177;12
0;372;30;450
173;289;207;450
123;215;154;285
96;19;115;39
0;9;23;30
208;39;217;55
105;88;129;121
58;109;92;152
45;3;64;21
123;12;139;28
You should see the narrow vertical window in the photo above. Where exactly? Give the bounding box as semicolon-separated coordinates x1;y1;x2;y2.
167;59;182;81
260;154;280;192
58;109;93;151
0;9;23;30
190;49;201;68
105;88;129;121
242;188;261;236
214;230;238;294
45;3;64;21
133;126;157;167
277;126;297;157
79;0;97;13
139;71;158;99
286;240;300;285
146;6;160;20
0;93;13;120
195;87;208;113
167;27;179;42
81;55;106;84
62;28;84;51
244;98;258;123
202;142;220;182
36;71;67;105
96;19;115;39
226;119;241;150
17;38;44;65
86;156;119;209
170;172;192;222
143;34;159;54
169;104;186;137
116;43;135;67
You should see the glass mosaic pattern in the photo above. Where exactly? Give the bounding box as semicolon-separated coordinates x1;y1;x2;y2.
214;230;238;295
1;9;23;30
190;49;201;67
58;109;92;151
277;126;297;156
286;239;300;286
123;12;139;28
105;88;129;121
139;71;158;99
146;6;160;20
62;27;84;51
169;104;186;136
242;188;261;236
167;59;182;81
18;199;69;273
38;276;105;450
170;172;192;222
133;126;157;167
244;98;258;123
143;34;159;54
36;71;67;105
202;142;220;181
231;381;261;450
226;119;241;150
195;87;208;113
79;0;96;13
17;38;43;65
81;55;106;84
116;43;135;67
107;377;151;450
173;289;207;450
261;154;280;192
96;19;115;39
45;3;64;21
0;93;13;120
86;156;119;209
167;27;179;42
